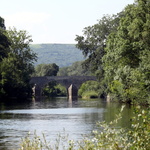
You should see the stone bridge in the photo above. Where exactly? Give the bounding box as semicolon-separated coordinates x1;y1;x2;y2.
30;76;97;99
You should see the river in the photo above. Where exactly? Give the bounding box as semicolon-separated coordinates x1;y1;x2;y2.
0;97;133;150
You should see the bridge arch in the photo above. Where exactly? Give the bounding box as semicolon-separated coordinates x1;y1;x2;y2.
30;76;97;99
41;80;67;97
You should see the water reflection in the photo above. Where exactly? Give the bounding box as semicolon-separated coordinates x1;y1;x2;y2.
0;97;133;150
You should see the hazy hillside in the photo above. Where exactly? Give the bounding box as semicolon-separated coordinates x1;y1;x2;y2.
30;44;85;67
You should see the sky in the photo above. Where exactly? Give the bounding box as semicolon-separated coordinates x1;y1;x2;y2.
1;0;134;44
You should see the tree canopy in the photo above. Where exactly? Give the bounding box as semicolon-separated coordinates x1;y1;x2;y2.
58;61;91;76
76;0;150;104
0;23;37;100
0;17;5;29
0;17;10;61
75;13;123;75
103;0;150;104
33;63;59;76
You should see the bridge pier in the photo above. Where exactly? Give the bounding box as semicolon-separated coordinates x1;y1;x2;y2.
68;84;78;100
32;84;78;100
32;84;42;97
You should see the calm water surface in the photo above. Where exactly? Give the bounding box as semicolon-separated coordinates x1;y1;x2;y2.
0;97;133;150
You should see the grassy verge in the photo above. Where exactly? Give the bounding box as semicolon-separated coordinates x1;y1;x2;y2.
81;91;99;99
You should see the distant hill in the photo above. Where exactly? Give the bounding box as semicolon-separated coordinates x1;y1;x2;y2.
30;44;85;67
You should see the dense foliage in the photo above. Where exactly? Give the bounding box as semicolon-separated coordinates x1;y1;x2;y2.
33;63;59;76
0;20;37;100
75;13;123;99
76;0;150;104
0;17;5;29
58;61;91;76
103;0;150;104
75;13;122;77
78;81;101;99
43;81;67;97
1;0;150;103
0;17;10;61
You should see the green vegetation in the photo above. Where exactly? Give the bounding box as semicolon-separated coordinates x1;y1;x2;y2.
1;1;150;149
43;81;67;97
102;0;150;104
81;91;99;99
75;12;123;100
1;0;150;104
58;61;91;76
0;22;36;100
78;81;100;99
76;0;150;104
30;44;85;67
33;63;59;76
19;106;150;150
0;17;10;61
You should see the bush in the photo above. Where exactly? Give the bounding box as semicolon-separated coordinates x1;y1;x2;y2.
42;82;67;97
78;81;100;98
82;91;99;99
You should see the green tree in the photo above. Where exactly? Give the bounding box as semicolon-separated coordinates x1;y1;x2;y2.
33;63;59;76
103;0;150;104
58;61;91;76
75;14;123;98
57;67;68;76
0;27;37;99
0;17;10;61
0;16;5;29
75;14;122;76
